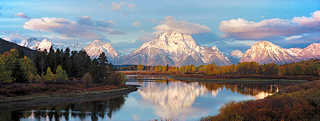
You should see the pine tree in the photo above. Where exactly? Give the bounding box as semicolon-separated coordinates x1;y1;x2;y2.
55;65;68;81
19;56;38;82
0;57;13;83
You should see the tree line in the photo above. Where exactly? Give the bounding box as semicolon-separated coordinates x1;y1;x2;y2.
137;60;320;76
0;47;124;85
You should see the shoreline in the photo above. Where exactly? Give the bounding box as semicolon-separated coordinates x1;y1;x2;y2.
120;71;318;81
0;85;138;112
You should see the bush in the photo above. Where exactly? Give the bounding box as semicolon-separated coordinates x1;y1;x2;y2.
107;72;127;86
203;80;320;121
43;67;55;81
82;72;93;88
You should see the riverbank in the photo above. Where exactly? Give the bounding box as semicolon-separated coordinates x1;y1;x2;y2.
120;71;318;81
201;80;320;121
0;83;138;112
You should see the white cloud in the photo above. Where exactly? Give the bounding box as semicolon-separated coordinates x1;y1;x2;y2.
23;17;124;40
231;50;243;58
154;16;211;34
16;12;29;19
220;10;320;40
285;35;303;41
132;21;140;27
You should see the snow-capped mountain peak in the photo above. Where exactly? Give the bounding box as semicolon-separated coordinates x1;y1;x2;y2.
19;38;52;52
84;40;119;59
240;41;296;64
298;43;320;60
121;31;231;66
37;38;52;52
19;38;40;50
240;41;320;64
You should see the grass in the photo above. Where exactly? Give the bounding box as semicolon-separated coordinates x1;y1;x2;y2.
201;80;320;121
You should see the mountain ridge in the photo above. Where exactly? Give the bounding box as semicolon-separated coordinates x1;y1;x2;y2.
240;41;320;64
121;32;231;66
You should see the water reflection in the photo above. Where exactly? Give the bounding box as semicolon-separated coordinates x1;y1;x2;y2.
1;75;285;121
0;95;126;121
139;81;208;119
137;79;279;120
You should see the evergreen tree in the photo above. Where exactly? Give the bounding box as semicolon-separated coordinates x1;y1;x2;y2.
0;56;13;83
19;56;38;82
55;65;68;81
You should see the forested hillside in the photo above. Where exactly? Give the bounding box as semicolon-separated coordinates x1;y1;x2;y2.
0;38;36;57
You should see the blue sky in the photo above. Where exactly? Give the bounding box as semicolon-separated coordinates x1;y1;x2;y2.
1;0;320;55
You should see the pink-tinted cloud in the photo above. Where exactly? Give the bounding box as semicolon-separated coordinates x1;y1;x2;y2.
112;2;136;11
23;17;124;40
132;21;140;27
154;16;211;34
220;10;320;40
16;12;30;19
231;50;243;58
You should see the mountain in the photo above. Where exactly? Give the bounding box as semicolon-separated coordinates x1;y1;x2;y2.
298;43;320;60
0;38;36;57
83;40;119;63
240;41;297;64
121;32;231;66
240;41;320;64
286;48;303;56
19;38;52;52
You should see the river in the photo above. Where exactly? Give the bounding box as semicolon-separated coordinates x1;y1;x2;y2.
2;75;290;121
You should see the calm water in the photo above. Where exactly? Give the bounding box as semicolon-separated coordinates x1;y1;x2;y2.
2;75;284;121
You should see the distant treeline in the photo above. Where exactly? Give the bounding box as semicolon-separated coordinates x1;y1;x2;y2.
136;60;320;76
0;47;124;85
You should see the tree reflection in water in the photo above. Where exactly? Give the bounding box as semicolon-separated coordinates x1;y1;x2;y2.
0;95;126;121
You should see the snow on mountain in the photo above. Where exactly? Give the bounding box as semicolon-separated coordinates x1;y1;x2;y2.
286;48;303;56
240;41;297;64
240;41;320;64
121;32;231;66
19;38;52;52
298;43;320;60
83;40;119;62
19;38;40;50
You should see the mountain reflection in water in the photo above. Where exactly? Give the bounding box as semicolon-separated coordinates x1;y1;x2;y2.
1;75;283;121
137;80;278;119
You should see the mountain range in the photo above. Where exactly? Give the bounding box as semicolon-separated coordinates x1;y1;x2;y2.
240;41;320;64
2;33;320;66
119;32;231;66
19;38;52;52
83;40;119;63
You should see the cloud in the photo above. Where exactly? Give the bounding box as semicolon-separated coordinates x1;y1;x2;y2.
1;33;27;43
16;12;30;19
231;50;243;58
23;17;124;40
154;16;211;34
127;4;136;9
285;35;303;41
132;21;140;27
220;10;320;40
112;2;123;11
112;2;136;11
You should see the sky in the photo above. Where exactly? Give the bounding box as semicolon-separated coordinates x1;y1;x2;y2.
1;0;320;55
